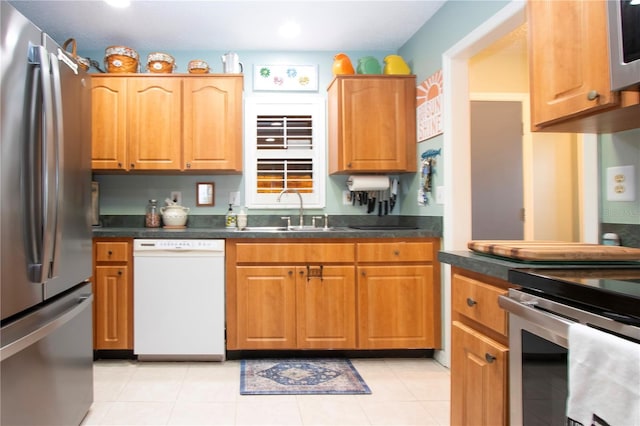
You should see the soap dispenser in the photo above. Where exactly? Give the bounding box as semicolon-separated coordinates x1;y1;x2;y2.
225;204;237;229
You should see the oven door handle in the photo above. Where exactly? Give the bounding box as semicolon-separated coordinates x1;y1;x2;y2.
498;294;573;338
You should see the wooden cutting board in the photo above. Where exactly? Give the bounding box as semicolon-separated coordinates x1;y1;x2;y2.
467;240;640;261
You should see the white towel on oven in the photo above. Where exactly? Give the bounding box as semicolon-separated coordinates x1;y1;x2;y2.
566;323;640;426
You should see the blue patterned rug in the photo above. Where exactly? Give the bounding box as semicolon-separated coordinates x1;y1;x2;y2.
240;359;371;395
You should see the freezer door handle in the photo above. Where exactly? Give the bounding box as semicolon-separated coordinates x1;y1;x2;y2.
24;44;56;284
0;293;93;362
46;50;64;280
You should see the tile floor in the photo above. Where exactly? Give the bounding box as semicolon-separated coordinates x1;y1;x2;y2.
82;358;451;426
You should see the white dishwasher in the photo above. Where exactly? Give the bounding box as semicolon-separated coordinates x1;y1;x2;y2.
133;239;225;361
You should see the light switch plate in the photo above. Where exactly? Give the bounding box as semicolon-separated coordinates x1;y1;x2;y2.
606;165;635;202
342;190;352;205
435;186;444;204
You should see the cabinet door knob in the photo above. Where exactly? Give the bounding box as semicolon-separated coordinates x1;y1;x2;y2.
347;162;352;168
130;163;135;168
393;250;400;256
485;353;496;363
587;90;599;101
288;270;293;276
186;162;191;169
466;297;477;307
118;162;122;168
108;250;113;256
361;271;366;277
117;270;122;276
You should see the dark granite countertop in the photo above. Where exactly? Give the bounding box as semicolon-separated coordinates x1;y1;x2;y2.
92;215;443;239
438;250;640;282
92;226;441;239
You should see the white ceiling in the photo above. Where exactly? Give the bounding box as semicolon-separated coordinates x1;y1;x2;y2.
8;0;447;52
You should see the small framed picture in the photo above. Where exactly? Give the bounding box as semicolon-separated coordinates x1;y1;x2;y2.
196;182;214;206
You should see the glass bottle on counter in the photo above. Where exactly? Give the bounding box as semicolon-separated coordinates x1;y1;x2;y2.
145;199;161;228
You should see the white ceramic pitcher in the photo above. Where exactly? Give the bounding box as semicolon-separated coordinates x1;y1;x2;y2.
221;52;243;73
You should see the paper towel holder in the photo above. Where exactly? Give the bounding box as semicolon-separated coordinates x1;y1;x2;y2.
346;175;390;191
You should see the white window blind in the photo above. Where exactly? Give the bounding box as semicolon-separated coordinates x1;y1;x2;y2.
244;96;326;208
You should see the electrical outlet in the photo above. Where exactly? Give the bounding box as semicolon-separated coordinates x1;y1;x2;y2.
342;190;352;205
607;166;636;201
229;191;241;206
170;191;182;204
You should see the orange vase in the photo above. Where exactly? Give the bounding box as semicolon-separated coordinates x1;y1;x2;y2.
332;53;355;75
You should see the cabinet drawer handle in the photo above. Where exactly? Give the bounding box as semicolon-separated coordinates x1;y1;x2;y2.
393;250;400;256
466;298;477;307
306;265;324;282
587;90;599;101
485;353;496;363
108;250;113;256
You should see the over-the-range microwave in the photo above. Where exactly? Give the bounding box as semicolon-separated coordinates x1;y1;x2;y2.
607;0;640;91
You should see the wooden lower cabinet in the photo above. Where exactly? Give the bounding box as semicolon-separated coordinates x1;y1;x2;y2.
227;238;440;351
235;266;297;349
297;265;356;349
93;238;133;350
450;267;511;426
234;264;356;349
358;265;436;349
451;321;508;426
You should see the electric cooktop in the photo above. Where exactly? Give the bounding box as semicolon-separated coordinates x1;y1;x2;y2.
509;268;640;325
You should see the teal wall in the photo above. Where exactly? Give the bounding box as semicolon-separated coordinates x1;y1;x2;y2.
600;128;640;225
398;0;509;217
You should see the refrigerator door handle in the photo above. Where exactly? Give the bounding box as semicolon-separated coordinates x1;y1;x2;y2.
47;51;64;280
0;293;93;362
25;44;56;284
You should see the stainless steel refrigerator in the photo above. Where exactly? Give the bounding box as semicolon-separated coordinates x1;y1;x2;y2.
1;2;94;425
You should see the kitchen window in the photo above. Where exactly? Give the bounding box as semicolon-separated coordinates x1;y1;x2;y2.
244;96;326;208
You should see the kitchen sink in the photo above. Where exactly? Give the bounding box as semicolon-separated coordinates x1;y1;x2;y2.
237;226;287;232
238;226;338;232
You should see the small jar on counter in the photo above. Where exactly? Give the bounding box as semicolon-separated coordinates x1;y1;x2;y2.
145;199;161;228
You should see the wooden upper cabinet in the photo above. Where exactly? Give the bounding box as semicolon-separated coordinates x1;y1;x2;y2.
91;77;127;170
91;75;243;172
127;77;182;170
328;75;417;174
528;0;640;133
183;77;243;171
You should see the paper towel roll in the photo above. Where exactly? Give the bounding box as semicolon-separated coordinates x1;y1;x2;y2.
347;175;390;191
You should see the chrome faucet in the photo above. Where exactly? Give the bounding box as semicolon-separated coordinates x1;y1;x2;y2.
277;188;304;228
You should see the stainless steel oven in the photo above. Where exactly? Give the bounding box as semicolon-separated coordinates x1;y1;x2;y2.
499;288;640;426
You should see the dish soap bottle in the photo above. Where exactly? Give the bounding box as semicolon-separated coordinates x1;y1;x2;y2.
237;207;247;230
225;204;237;229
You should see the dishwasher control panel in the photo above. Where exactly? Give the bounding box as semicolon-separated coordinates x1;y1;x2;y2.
133;239;225;252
